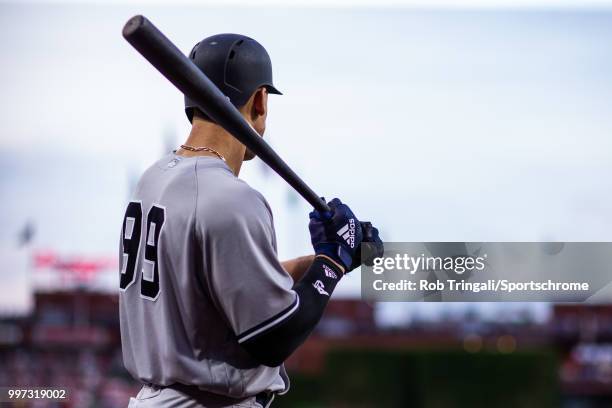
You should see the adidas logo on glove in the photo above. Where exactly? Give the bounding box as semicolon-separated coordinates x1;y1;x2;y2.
322;264;338;279
336;218;356;248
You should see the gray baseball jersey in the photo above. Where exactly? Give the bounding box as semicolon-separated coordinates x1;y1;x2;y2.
119;153;297;399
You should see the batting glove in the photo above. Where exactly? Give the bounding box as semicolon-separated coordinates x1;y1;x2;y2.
309;198;363;273
348;222;385;271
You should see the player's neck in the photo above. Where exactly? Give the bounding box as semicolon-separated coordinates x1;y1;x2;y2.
179;118;245;176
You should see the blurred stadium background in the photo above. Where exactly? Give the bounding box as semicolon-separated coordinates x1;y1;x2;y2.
1;0;612;406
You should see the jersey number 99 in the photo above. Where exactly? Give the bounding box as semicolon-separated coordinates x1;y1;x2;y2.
119;201;166;301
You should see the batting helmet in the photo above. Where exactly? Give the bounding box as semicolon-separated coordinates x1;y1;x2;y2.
185;33;282;123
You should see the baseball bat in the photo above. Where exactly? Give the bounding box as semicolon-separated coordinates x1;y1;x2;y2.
122;15;330;213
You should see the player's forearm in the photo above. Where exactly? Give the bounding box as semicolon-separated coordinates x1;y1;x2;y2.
281;254;315;282
239;256;343;367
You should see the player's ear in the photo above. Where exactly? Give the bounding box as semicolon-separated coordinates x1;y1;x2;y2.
253;87;268;119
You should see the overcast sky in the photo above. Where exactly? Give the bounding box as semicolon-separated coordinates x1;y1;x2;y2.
1;3;611;305
11;0;612;7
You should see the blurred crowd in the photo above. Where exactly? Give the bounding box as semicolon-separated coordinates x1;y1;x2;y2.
1;295;612;407
0;348;138;407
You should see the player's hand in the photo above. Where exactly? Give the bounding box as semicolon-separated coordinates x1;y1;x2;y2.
348;221;385;271
309;198;363;273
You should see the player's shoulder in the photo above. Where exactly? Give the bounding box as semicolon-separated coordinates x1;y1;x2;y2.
201;178;270;219
134;153;200;197
195;158;272;223
131;153;176;192
138;153;193;180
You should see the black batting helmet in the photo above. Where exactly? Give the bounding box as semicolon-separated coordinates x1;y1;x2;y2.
185;33;282;123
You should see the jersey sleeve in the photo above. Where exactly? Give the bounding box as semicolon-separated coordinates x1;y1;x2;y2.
200;186;298;342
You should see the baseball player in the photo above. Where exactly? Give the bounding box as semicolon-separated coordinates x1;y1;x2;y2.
119;34;383;407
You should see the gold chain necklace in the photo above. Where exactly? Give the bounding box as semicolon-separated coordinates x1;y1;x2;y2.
180;144;226;162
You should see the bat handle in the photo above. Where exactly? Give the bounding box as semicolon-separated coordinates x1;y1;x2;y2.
316;199;331;214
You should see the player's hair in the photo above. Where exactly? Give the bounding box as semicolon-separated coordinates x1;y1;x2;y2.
191;107;211;122
190;87;265;124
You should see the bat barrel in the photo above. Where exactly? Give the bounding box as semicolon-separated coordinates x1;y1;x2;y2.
122;15;330;214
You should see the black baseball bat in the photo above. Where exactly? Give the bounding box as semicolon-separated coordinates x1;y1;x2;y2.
122;15;330;213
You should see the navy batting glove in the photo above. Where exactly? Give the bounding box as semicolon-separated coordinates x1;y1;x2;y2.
309;198;363;273
349;222;385;271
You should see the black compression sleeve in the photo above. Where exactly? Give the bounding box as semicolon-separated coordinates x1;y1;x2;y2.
238;257;343;367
